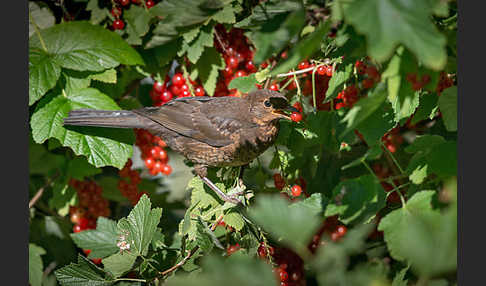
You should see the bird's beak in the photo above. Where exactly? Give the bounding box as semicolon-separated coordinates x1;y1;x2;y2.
272;106;299;120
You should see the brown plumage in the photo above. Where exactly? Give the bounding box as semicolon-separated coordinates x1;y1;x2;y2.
63;89;297;203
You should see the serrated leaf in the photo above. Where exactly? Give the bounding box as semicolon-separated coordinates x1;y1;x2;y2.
248;195;321;254
29;21;144;72
186;25;214;64
29;140;65;175
55;254;114;286
188;177;222;209
411;92;438;125
30;88;134;169
270;22;331;76
340;83;387;139
405;135;446;154
228;74;257;93
378;191;456;276
252;7;305;65
392;265;410;286
150;0;224;27
71;217;119;259
29;49;61;105
355;99;396;145
382;47;421;122
29;244;46;286
343;0;447;70
438;86;457;132
29;2;55;37
86;0;108;25
234;0;302;28
102;252;137;278
90;69;117;83
193;47;225;96
62;70;92;93
125;5;152;46
48;179;76;215
341;144;383;170
117;195;162;256
211;5;236;24
325;175;386;224
290;193;327;216
195;219;215;252
325;63;353;101
223;211;244;231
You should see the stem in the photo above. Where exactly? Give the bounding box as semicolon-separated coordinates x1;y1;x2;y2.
115;278;147;283
362;161;379;180
311;68;317;113
277;65;324;78
29;12;48;52
388;179;407;206
381;141;405;174
292;71;304;110
214;30;228;54
29;173;59;209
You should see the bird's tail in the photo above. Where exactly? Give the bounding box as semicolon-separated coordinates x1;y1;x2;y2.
63;109;148;129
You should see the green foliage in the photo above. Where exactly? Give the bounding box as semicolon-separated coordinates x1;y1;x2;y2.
29;244;46;286
71;217;119;259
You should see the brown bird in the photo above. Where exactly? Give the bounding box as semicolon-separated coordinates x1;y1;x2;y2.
63;89;297;204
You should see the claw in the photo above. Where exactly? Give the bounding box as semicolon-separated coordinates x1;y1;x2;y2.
200;176;242;204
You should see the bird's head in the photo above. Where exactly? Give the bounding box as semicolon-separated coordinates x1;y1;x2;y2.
245;89;298;124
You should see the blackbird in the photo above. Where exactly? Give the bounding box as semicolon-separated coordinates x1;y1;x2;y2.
63;89;297;204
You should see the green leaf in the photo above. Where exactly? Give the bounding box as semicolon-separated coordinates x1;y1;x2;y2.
62;70;92;94
343;0;447;70
29;2;55;37
29;140;65;175
248;195;321;254
438;86;457;132
48;179;77;215
405;135;446;154
392;265;410;286
290;193;327;216
150;0;224;27
71;217;119;259
55;254;114;286
223;211;244;231
426;140;457;177
355;100;396;145
67;156;102;180
29;244;46;286
325;63;353;101
411;92;438;125
228;74;257;93
117;194;162;256
211;5;236;24
29;21;144;72
234;0;302;28
378;191;456;276
339;83;388;139
252;7;305;65
29;49;61;105
30;88;134;169
193;47;225;96
102;252;138;278
270;22;331;76
125;5;152;45
325;175;386;224
382;47;421;122
90;69;117;83
186;25;214;64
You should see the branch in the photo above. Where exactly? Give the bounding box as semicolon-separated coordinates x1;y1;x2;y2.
29;173;59;209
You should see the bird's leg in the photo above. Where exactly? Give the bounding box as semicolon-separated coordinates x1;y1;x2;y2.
195;165;241;205
237;164;248;190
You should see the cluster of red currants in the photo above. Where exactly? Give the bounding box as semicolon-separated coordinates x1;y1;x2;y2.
296;60;334;112
381;127;404;153
213;24;257;97
135;128;172;176
257;242;305;286
308;216;348;253
273;174;307;198
406;73;431;91
111;0;155;30
69;179;111;265
150;72;206;107
117;159;149;205
436;71;454;96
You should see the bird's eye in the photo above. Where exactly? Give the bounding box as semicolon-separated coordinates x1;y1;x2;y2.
264;100;272;108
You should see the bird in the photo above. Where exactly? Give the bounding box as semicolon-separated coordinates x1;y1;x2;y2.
63;89;298;204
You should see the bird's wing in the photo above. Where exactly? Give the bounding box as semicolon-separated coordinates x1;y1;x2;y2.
133;97;254;147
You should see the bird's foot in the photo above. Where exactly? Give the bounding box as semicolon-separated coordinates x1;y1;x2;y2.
200;176;242;205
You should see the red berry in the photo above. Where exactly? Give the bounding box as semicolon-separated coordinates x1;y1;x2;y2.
83;249;91;256
172;73;185;87
235;70;247;78
153;81;164;94
293;102;303;113
73;225;83;233
317;65;326;75
145;0;154;8
223;66;234;78
155;148;168;161
291;185;302;197
91;258;102;265
362;78;374;89
160;90;173;102
279;269;289;282
298;61;309;70
261;62;269;69
145;157;155;169
227;244;240;256
290;112;303;122
150;146;162;158
180;90;191;97
245;60;256;72
331;231;340;241
78;217;89;230
161;164;172;175
112;19;125;30
70;212;82;224
195;86;205;97
170;84;181;96
270;83;279;91
281;51;288;59
325;65;333;77
181;84;189;92
337;225;347;236
119;0;130;6
111;7;122;18
152;161;162;174
226;56;239;69
273;173;285;190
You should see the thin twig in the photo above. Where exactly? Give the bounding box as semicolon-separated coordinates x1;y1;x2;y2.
29;173;59;209
276;63;328;78
214;30;228;54
29;12;48;52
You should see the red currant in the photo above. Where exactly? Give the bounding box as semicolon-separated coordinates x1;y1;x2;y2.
291;185;302;197
317;65;326;75
145;157;155;169
226;56;239;69
112;19;125;30
111;7;122;18
160;90;173;102
290;112;303;122
235;70;247;78
119;0;130;6
195;86;205;96
161;164;172;175
325;65;333;77
270;83;279;91
172;73;185;87
170;84;181;96
153;81;164;94
298;61;309;70
73;225;82;233
145;0;155;8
